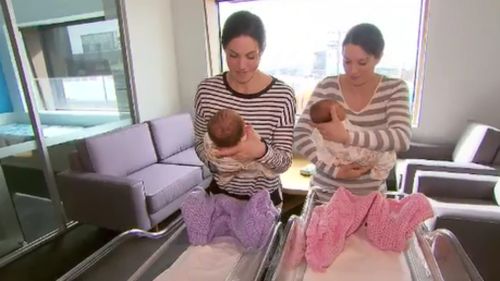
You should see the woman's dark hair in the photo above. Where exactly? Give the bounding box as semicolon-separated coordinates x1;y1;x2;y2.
221;11;266;52
342;23;384;59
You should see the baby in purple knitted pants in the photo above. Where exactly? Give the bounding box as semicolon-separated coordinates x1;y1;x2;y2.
181;188;279;250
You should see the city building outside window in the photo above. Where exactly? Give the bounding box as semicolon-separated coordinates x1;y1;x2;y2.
217;0;428;126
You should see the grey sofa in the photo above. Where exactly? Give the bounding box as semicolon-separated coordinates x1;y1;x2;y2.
57;113;211;231
396;122;500;194
417;171;500;281
413;170;499;204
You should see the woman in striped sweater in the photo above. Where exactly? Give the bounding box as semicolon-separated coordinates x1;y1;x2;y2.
294;23;411;201
194;11;296;206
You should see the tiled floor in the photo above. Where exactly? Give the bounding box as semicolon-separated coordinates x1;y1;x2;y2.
0;210;185;281
0;224;118;281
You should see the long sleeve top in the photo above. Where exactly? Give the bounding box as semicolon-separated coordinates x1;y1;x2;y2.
293;75;411;196
195;72;296;197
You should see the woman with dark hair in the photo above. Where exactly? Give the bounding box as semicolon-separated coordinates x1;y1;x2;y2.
194;11;296;206
294;23;411;201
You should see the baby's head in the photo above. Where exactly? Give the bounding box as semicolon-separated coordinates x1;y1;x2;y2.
207;109;245;148
309;99;346;124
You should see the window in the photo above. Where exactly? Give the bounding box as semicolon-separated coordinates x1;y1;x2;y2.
21;18;128;112
217;0;428;126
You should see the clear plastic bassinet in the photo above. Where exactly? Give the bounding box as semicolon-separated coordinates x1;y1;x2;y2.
265;189;484;281
58;214;282;281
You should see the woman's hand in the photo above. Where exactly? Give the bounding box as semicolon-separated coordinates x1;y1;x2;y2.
314;106;350;144
213;124;266;161
336;163;372;179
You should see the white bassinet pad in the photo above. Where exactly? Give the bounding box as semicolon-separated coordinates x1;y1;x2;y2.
303;228;412;281
153;236;243;281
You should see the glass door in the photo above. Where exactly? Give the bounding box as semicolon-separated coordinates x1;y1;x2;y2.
0;0;136;263
0;169;23;257
0;3;30;257
17;1;134;148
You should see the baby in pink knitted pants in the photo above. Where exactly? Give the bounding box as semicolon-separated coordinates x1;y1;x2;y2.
304;187;433;271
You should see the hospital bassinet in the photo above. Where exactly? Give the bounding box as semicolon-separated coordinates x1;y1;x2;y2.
265;189;483;281
58;214;282;281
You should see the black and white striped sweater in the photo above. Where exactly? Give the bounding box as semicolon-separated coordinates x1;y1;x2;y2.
194;72;296;197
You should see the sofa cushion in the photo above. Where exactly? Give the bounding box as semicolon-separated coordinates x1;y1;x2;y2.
414;171;498;203
453;123;500;165
79;123;157;176
149;113;195;160
127;163;202;213
396;159;498;194
161;147;210;178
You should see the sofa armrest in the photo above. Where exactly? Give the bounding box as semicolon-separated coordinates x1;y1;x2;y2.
426;199;500;235
396;159;498;194
57;170;152;231
413;171;499;203
397;142;454;161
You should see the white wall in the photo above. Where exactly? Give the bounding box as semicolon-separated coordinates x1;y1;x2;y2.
171;0;210;114
412;0;500;144
125;0;181;121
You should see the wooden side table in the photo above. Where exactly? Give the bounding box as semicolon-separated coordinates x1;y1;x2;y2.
280;155;312;214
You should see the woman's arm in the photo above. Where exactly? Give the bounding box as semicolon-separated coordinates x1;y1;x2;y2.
213;89;297;175
293;79;341;176
347;80;411;152
256;95;296;173
193;85;210;166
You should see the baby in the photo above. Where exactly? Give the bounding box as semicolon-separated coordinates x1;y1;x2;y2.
310;99;396;180
204;109;274;185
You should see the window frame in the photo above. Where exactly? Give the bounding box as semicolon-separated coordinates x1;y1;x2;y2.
20;16;124;112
